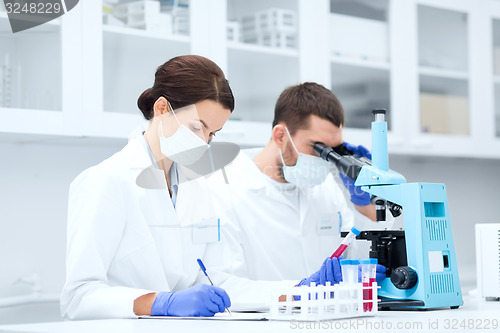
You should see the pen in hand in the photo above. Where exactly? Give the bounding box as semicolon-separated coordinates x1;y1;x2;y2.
197;258;232;315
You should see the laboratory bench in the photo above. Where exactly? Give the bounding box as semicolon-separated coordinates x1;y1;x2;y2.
0;296;498;333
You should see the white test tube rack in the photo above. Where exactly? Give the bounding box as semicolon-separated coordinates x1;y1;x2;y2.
269;282;379;322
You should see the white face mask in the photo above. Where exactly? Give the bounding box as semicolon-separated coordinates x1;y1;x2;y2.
159;103;209;166
280;127;331;187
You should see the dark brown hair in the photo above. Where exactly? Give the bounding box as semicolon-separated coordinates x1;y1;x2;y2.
272;82;344;134
137;55;234;120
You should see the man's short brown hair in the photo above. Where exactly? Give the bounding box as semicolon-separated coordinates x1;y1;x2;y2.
272;82;344;134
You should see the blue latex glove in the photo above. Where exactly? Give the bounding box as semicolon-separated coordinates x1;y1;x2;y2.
151;284;231;317
357;264;387;282
339;142;372;206
297;257;343;287
343;142;372;160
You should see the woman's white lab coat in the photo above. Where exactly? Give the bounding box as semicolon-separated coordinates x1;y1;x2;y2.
60;136;218;320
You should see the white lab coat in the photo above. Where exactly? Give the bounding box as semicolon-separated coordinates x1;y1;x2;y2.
205;148;355;282
61;137;292;320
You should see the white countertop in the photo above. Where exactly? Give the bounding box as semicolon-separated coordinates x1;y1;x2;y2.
0;296;498;333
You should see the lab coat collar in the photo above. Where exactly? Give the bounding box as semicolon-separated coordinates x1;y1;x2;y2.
121;135;168;190
122;135;157;170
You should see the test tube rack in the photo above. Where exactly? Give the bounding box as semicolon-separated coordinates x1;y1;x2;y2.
269;282;378;322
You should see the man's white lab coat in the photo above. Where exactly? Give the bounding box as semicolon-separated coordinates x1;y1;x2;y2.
205;148;355;282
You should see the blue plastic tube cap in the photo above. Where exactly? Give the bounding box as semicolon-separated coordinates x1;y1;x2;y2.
351;259;360;265
351;227;361;236
360;259;371;265
340;259;351;266
370;258;378;265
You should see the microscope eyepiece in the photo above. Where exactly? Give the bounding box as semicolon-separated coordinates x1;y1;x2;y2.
313;142;365;181
372;108;386;115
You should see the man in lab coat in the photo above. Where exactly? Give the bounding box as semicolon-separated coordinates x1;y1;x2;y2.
206;82;378;283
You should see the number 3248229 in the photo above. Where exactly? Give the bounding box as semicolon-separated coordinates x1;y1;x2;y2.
444;319;498;330
5;2;62;14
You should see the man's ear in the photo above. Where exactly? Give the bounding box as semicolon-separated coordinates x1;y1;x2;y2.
153;96;170;118
272;124;287;149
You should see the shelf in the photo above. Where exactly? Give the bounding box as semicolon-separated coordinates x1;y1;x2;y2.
0;131;128;146
418;5;468;72
330;55;390;70
0;107;65;136
418;66;469;80
102;25;190;43
331;62;391;129
419;74;468;96
227;41;298;59
82;112;146;139
227;41;300;124
341;128;500;159
0;25;62;110
329;12;389;64
102;26;191;115
0;107;144;143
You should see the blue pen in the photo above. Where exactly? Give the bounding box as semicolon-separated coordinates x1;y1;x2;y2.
197;258;232;315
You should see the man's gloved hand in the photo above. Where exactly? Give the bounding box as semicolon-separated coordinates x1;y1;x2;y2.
151;284;231;317
339;142;372;206
357;264;387;282
343;142;372;160
297;257;343;287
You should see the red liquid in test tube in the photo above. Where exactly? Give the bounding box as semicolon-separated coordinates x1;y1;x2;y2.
363;278;376;311
361;259;377;312
330;227;361;259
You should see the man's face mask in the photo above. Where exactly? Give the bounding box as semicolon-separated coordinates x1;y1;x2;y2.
280;127;331;187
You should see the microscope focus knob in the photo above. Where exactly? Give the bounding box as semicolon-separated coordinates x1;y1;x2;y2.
391;266;417;289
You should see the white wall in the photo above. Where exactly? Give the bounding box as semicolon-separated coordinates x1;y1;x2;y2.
0;139;125;324
0;140;498;323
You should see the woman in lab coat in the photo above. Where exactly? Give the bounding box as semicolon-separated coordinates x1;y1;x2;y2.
60;55;234;319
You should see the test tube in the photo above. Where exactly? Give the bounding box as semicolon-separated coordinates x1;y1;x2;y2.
340;259;351;284
341;259;359;313
361;258;377;312
340;259;359;284
330;227;361;259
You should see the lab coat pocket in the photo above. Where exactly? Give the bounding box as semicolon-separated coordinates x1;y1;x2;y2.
192;217;220;244
317;213;339;235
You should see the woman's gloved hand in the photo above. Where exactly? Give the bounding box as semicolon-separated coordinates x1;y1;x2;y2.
339;142;372;206
297;257;343;287
151;284;231;317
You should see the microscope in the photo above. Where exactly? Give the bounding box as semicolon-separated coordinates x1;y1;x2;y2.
314;109;463;310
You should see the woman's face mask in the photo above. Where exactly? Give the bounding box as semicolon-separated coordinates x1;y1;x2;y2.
159;103;209;166
280;127;331;187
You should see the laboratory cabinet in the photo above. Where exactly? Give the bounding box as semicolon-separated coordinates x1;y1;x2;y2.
0;0;499;158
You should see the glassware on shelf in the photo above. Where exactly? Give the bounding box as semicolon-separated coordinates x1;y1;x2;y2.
1;53;12;108
237;7;298;50
102;0;189;35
